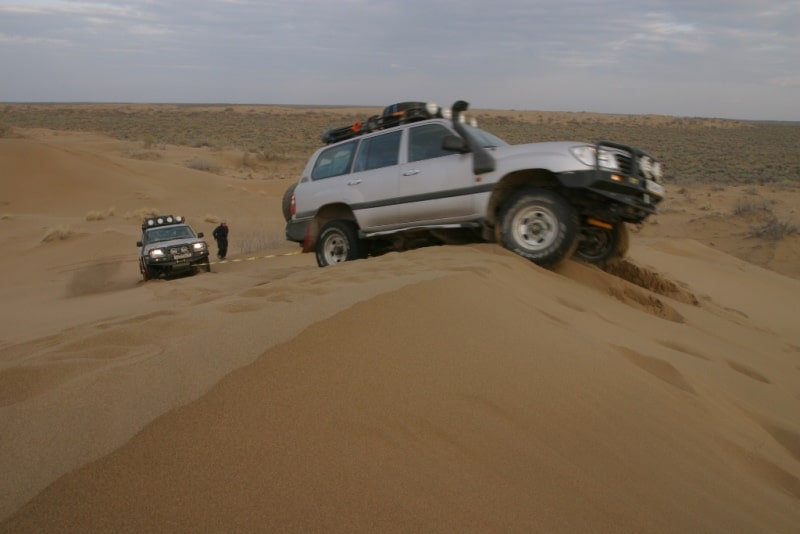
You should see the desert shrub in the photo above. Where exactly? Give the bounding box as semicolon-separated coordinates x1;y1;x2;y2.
120;142;164;160
234;229;286;255
749;218;798;240
186;159;221;173
85;207;116;221
241;149;297;168
42;225;73;242
125;207;160;220
733;197;771;215
142;135;157;149
0;123;13;138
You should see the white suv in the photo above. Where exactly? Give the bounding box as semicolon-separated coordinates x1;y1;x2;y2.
285;100;664;268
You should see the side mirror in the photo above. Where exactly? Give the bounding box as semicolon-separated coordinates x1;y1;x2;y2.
442;135;470;153
136;241;143;247
197;232;204;238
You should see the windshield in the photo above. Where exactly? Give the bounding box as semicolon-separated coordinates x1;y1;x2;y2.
146;225;195;243
462;123;509;148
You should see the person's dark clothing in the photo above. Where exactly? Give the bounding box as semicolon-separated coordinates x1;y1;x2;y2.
212;223;229;259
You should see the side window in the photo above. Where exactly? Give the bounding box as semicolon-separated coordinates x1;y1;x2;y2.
353;130;401;172
311;141;357;180
408;124;454;163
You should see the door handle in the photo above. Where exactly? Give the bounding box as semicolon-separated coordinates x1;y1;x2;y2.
402;170;420;176
347;179;362;186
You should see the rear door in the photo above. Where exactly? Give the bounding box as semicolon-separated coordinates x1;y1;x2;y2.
346;130;402;230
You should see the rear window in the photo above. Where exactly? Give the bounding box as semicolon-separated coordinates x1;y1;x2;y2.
311;141;357;180
353;130;402;172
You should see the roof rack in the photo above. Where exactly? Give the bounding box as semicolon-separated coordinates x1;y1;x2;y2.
321;101;443;145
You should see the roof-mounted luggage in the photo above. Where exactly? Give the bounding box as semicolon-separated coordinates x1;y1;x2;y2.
321;101;443;144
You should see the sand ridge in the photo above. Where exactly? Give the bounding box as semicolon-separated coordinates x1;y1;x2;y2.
1;127;799;532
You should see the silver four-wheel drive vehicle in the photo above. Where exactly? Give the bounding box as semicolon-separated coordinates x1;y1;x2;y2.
137;215;211;281
284;100;665;268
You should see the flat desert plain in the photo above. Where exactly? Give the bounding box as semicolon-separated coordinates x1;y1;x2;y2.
1;107;800;532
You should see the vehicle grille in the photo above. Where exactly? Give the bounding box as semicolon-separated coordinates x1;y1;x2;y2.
615;152;634;175
168;245;191;255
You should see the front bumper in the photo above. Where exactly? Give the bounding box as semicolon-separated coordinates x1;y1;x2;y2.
558;168;664;223
143;251;209;272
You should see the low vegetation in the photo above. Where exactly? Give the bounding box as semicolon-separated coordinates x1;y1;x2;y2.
732;197;773;215
2;103;798;186
234;229;288;255
41;225;73;242
85;207;116;221
732;195;797;241
749;218;798;240
186;158;221;173
124;207;160;221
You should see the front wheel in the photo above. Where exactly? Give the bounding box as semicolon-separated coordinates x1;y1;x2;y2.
575;221;629;266
196;258;212;274
315;221;366;267
141;263;157;281
499;189;579;268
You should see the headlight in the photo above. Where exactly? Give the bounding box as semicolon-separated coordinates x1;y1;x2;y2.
639;156;653;178
193;242;206;251
639;156;663;182
570;146;620;172
652;161;663;182
149;249;165;258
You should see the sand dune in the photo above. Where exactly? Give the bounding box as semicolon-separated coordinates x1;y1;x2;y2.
1;129;799;532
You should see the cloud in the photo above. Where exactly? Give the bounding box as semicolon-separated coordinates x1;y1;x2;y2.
0;0;798;120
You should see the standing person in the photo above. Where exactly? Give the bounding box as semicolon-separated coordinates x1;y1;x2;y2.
212;220;229;260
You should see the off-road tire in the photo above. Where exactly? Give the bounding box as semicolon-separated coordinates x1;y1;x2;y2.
575;222;629;267
282;183;298;222
196;258;212;274
141;264;157;281
316;221;366;267
499;189;579;268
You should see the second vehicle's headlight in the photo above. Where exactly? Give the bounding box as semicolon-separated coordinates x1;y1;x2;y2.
149;249;165;258
193;242;206;251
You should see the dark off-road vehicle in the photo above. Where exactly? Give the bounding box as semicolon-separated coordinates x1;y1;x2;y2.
285;100;665;268
137;215;211;281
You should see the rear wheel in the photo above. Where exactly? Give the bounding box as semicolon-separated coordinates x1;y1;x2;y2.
499;189;579;268
316;221;365;267
575;222;629;266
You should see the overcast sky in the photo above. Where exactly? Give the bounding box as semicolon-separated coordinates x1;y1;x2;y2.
1;0;798;120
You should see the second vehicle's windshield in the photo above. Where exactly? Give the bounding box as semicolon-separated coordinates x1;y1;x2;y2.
462;124;509;148
146;226;194;243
